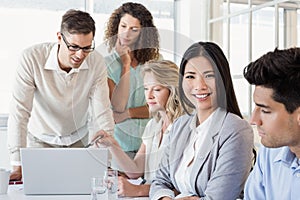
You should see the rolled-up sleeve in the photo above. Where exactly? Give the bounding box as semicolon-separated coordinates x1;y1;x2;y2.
89;54;114;135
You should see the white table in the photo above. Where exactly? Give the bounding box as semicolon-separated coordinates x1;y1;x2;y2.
2;185;149;200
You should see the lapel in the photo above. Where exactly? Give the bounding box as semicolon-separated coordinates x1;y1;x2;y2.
172;115;194;163
170;115;194;190
189;108;228;189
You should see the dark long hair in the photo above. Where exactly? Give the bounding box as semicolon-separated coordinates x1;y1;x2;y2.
104;2;159;64
179;42;243;118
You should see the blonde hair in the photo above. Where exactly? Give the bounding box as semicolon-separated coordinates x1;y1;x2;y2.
141;60;184;122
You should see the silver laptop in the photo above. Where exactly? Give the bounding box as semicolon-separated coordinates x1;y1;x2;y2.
20;148;108;195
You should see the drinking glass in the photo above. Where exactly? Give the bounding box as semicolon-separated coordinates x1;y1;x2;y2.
91;177;107;200
104;169;118;200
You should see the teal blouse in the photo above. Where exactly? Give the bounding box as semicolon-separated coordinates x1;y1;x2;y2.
105;51;150;152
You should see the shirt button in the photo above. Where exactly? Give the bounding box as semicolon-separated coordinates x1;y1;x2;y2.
296;173;300;178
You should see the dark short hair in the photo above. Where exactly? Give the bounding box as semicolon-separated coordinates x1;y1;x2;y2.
244;47;300;113
104;2;159;63
61;9;95;36
179;42;242;118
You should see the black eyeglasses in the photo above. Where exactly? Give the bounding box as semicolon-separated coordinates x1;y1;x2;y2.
61;33;95;53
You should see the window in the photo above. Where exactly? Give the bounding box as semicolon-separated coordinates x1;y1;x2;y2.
0;0;85;114
209;0;299;117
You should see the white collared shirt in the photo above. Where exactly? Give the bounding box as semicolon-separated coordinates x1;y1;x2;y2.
174;108;219;197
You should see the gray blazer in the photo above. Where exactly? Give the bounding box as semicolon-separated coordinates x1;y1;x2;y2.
150;108;254;200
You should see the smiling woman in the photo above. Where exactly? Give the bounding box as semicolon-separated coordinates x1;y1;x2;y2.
182;56;217;121
150;42;254;200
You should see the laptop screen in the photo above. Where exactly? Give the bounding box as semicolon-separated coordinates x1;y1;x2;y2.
21;148;108;195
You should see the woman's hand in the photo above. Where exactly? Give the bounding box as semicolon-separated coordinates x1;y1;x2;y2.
115;37;131;68
91;130;119;148
118;176;149;197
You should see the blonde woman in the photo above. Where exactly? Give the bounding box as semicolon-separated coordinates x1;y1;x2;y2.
92;60;184;197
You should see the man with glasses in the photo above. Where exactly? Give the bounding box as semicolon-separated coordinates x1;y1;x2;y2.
8;9;114;181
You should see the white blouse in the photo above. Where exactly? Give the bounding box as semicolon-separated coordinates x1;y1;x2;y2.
174;108;219;197
142;118;172;183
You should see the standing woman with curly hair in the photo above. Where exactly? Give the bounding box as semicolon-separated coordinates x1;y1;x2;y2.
103;2;160;160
